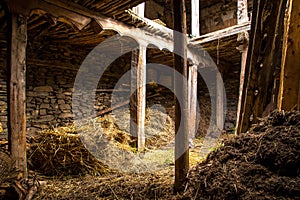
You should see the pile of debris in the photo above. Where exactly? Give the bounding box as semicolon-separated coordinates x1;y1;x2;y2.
183;111;300;199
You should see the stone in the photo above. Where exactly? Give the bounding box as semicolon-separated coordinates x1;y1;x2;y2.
33;86;53;92
57;93;65;99
59;104;71;111
40;104;50;109
40;109;47;116
35;115;55;122
58;99;65;105
59;113;74;118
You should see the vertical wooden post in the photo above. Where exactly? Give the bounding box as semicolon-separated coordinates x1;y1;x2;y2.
130;45;146;150
188;64;198;142
235;44;248;135
191;0;200;36
237;0;249;23
174;0;189;192
216;71;224;131
132;3;145;17
8;13;27;177
278;0;300;111
235;0;249;135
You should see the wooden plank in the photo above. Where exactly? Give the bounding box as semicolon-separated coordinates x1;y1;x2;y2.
235;44;248;135
188;64;198;142
189;22;251;44
132;2;145;17
8;13;28;178
136;45;146;150
174;0;189;192
216;72;224;131
130;46;146;150
191;0;200;36
278;0;300;111
130;49;138;147
237;0;287;133
237;0;249;24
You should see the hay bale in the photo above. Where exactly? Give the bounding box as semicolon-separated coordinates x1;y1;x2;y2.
28;128;109;176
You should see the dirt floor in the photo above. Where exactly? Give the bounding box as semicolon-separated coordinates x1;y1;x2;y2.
1;110;300;199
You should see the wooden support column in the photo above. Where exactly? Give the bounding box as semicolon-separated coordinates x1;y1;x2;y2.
8;13;28;177
235;0;249;134
278;0;300;111
132;2;145;17
188;64;198;142
236;43;248;135
130;45;146;150
191;0;200;36
216;72;224;131
174;0;189;192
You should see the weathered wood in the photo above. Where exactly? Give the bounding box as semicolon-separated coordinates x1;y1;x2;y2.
278;0;300;111
188;64;198;141
216;72;224;131
191;0;200;36
235;0;249;135
130;49;138;147
132;2;145;17
235;44;248;135
8;13;28;178
174;0;189;192
136;45;146;150
237;0;287;133
237;0;249;24
190;22;251;44
130;46;146;150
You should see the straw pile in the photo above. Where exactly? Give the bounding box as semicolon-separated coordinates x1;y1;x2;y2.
28;127;110;176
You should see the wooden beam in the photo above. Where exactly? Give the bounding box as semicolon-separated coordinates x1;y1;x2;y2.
174;0;189;192
235;0;249;135
216;71;224;131
188;64;198;142
36;0;91;30
130;46;146;150
278;0;300;111
31;0;213;67
189;22;251;44
136;45;146;150
237;0;287;133
8;13;28;178
191;0;200;36
235;44;248;135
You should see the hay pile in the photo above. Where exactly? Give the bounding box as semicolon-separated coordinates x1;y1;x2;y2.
183;111;300;199
28;127;110;176
34;169;178;200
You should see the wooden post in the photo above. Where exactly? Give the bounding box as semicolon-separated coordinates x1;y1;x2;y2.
235;0;249;134
278;0;300;111
191;0;200;36
216;71;224;131
130;45;146;150
174;0;189;192
132;2;145;17
8;13;28;177
235;44;248;135
237;0;249;24
188;64;198;143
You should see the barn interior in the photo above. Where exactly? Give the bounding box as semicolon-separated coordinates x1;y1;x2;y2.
0;0;299;199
